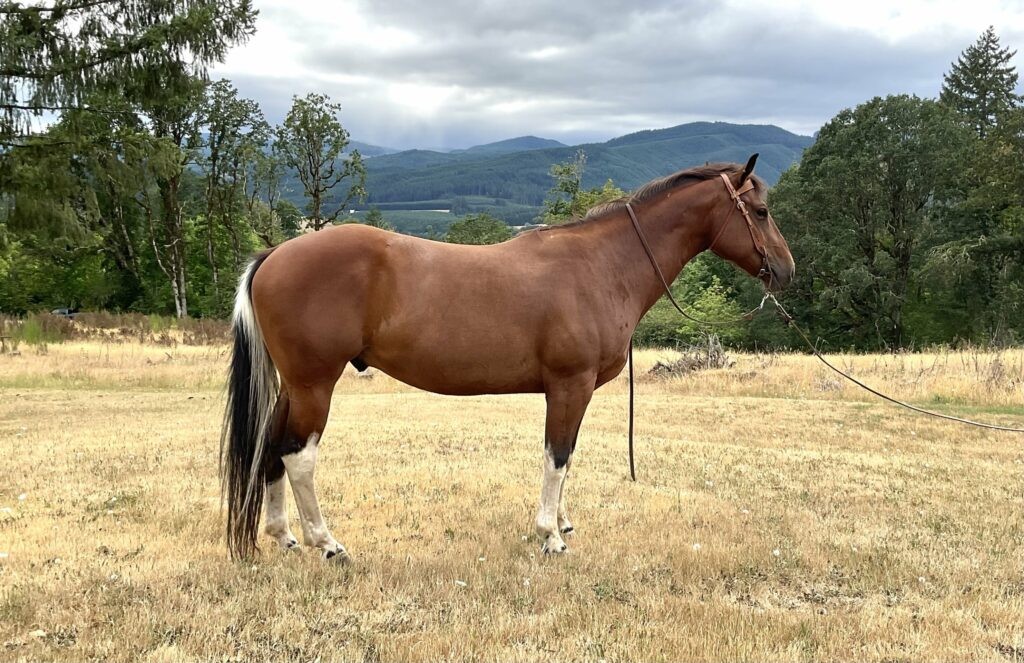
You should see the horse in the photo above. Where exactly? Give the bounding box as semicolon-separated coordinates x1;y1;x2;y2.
220;154;795;561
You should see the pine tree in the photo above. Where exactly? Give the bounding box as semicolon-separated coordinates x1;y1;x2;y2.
940;26;1021;137
0;1;257;145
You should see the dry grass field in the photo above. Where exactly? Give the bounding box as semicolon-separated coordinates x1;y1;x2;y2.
1;341;1023;662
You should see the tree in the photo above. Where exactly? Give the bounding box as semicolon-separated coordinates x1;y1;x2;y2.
940;27;1020;138
0;0;257;146
770;95;971;348
931;29;1024;340
275;93;366;231
444;213;513;245
541;150;626;224
924;104;1024;342
194;79;268;304
541;149;586;222
361;206;395;232
449;196;469;215
1;0;258;318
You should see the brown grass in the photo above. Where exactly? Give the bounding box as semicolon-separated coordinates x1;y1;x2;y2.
0;343;1022;662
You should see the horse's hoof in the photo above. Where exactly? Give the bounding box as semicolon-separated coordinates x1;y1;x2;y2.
268;531;299;551
322;545;351;563
541;536;568;555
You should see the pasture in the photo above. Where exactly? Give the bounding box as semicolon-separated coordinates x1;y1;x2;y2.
1;341;1023;661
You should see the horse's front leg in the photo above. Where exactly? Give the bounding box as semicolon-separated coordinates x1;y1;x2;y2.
557;456;574;536
536;372;594;554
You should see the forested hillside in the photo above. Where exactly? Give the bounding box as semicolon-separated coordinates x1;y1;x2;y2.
351;122;811;210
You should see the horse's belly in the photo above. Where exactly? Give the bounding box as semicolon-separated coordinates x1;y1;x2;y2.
361;331;544;396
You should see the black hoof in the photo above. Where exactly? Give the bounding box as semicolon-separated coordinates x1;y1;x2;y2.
323;548;351;564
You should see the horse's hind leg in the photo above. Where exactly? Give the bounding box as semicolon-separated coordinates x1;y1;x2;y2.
280;381;348;561
263;393;298;550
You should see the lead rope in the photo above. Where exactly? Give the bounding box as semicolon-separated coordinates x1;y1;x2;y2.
625;197;769;482
625;207;1024;481
628;337;636;481
767;294;1024;433
625;202;767;327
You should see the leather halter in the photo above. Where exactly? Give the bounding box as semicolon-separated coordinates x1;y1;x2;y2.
622;174;777;327
711;173;771;279
625;173;774;295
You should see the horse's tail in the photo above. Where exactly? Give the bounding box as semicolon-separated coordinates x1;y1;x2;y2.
220;250;278;560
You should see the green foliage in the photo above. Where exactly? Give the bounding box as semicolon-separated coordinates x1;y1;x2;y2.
444;213;513;245
541;150;627;224
0;0;257;144
634;255;749;347
275;93;367;230
768;95;972;349
542;149;586;221
360;206;395;232
940;27;1020;138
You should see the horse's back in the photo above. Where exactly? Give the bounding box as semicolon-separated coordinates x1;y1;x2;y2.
250;225;578;393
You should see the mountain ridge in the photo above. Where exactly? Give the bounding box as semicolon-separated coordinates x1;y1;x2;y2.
359;122;812;205
285;121;813;233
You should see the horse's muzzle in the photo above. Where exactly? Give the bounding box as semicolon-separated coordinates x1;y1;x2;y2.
765;259;794;292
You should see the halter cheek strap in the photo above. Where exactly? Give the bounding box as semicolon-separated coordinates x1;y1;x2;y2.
712;173;771;277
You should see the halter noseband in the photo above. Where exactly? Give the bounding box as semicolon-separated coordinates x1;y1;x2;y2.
711;173;771;280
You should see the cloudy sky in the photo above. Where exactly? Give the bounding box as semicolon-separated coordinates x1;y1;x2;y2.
212;0;1024;150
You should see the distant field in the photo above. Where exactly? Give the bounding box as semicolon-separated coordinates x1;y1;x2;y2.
1;342;1023;661
346;203;541;237
344;209;457;237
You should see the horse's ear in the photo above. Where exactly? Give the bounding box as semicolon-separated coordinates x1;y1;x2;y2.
739;153;759;185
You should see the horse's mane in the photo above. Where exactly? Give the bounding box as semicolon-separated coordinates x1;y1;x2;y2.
550;163;766;229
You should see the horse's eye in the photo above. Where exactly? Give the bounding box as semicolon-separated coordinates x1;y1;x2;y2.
756;208;769;219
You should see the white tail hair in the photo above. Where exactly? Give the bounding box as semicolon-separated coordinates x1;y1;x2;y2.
221;252;280;558
233;259;279;509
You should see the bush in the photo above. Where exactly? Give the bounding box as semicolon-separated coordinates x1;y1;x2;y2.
635;277;748;348
13;313;79;345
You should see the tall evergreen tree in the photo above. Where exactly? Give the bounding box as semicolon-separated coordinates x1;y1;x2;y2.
0;0;257;146
940;26;1020;138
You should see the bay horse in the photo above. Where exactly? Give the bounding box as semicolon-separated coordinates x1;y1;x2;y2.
221;155;794;560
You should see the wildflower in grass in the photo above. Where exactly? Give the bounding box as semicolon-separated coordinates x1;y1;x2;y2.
692;543;702;552
772;549;781;557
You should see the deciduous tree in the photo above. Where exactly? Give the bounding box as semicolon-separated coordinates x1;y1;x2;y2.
275;93;366;231
444;213;512;245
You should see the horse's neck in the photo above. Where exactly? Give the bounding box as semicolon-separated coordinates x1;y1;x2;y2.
594;193;712;324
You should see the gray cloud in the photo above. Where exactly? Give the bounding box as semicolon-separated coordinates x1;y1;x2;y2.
220;1;1024;149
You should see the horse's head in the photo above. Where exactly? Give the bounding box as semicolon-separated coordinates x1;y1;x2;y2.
707;155;794;292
